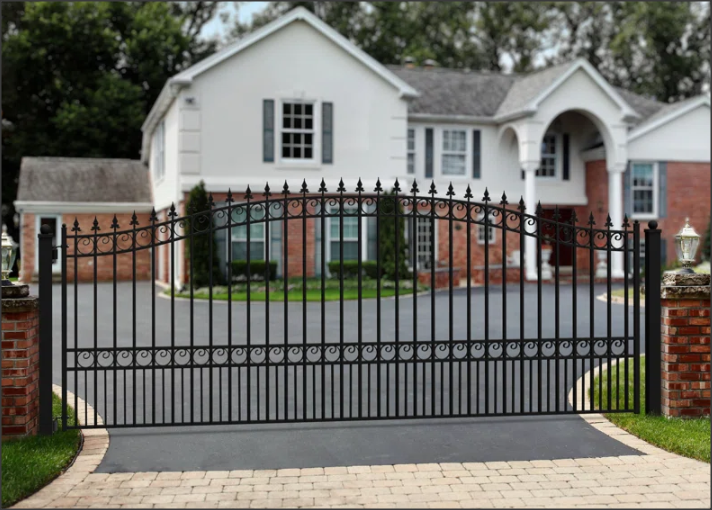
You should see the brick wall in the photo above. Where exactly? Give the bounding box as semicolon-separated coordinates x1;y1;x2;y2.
578;160;711;270
1;297;40;439
660;274;711;418
656;162;711;265
20;212;152;283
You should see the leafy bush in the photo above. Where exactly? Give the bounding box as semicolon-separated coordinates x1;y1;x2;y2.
327;260;379;279
185;181;224;288
378;189;411;280
231;260;278;281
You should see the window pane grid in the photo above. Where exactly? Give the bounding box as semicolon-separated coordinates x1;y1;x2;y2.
537;134;556;177
442;129;467;176
282;101;314;160
631;163;655;215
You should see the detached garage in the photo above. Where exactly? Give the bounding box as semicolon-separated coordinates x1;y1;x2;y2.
14;157;154;282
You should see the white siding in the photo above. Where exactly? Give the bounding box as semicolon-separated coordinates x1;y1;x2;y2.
628;105;711;162
177;20;407;193
152;100;180;211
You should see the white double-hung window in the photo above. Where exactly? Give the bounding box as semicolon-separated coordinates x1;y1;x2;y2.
231;208;266;261
477;211;496;245
407;128;416;174
441;129;467;175
630;162;657;218
330;206;359;261
537;133;557;177
281;102;314;160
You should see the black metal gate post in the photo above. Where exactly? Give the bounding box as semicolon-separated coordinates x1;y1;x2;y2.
38;223;55;435
644;220;662;416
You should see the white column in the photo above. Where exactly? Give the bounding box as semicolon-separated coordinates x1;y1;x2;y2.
608;167;625;278
522;161;539;281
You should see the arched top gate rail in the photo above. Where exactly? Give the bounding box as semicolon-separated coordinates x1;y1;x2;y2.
64;178;636;257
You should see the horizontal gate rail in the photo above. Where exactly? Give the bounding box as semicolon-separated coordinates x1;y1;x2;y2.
59;178;642;429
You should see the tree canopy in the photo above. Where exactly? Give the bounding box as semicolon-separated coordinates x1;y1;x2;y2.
2;1;710;241
1;1;221;238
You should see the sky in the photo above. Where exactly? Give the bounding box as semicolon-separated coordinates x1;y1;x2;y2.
200;2;268;43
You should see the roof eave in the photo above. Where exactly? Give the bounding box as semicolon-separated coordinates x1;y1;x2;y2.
140;78;190;163
408;113;496;124
493;108;537;123
14;201;154;214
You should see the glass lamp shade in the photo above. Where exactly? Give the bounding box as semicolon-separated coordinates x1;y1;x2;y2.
674;218;700;268
1;225;18;282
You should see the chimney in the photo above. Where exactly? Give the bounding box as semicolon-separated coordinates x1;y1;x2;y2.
423;59;437;70
404;56;415;69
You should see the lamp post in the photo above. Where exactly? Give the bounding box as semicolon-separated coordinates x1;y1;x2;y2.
674;218;700;274
1;224;18;286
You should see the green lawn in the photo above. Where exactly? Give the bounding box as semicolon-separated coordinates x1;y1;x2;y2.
593;356;711;463
170;278;428;302
2;394;81;507
610;287;643;299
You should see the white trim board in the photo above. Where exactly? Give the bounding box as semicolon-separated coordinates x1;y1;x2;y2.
15;201;154;214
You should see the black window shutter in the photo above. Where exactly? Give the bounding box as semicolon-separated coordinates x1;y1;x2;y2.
472;130;481;179
623;162;632;218
263;99;274;162
322;102;333;164
562;134;570;180
425;128;433;178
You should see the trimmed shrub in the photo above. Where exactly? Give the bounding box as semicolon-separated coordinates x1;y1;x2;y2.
231;260;278;281
327;260;380;279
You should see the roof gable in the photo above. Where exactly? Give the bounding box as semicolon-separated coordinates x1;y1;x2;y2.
495;59;639;121
628;95;711;142
173;7;418;98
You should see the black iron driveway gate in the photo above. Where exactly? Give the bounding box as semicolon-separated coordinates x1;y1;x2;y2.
40;178;658;430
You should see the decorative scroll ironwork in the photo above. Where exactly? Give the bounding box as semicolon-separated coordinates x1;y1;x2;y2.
66;179;636;257
68;338;630;370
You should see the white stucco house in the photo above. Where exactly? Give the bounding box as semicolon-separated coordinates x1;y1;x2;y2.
15;6;711;285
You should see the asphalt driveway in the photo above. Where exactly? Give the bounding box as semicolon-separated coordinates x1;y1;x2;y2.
37;281;645;472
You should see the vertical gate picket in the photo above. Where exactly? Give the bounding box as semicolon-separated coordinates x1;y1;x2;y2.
54;178;644;430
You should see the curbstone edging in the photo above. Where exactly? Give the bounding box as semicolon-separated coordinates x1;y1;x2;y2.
11;384;110;509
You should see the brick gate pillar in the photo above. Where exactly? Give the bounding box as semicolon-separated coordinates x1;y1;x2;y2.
1;284;40;439
660;272;711;418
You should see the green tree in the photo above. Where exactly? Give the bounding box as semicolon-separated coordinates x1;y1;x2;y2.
1;1;223;241
185;181;224;288
549;2;710;102
379;188;410;280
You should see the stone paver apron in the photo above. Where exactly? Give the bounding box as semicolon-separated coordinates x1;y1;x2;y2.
14;380;711;509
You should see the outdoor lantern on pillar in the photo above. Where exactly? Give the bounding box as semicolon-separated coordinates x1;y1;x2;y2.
1;224;18;285
674;218;700;274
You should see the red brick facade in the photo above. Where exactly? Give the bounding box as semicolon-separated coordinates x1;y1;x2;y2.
20;212;152;283
24;159;709;286
1;298;40;439
655;162;711;265
660;278;711;418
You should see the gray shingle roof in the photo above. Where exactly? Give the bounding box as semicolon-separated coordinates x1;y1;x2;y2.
494;62;573;117
388;66;516;117
390;61;671;123
17;157;152;203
